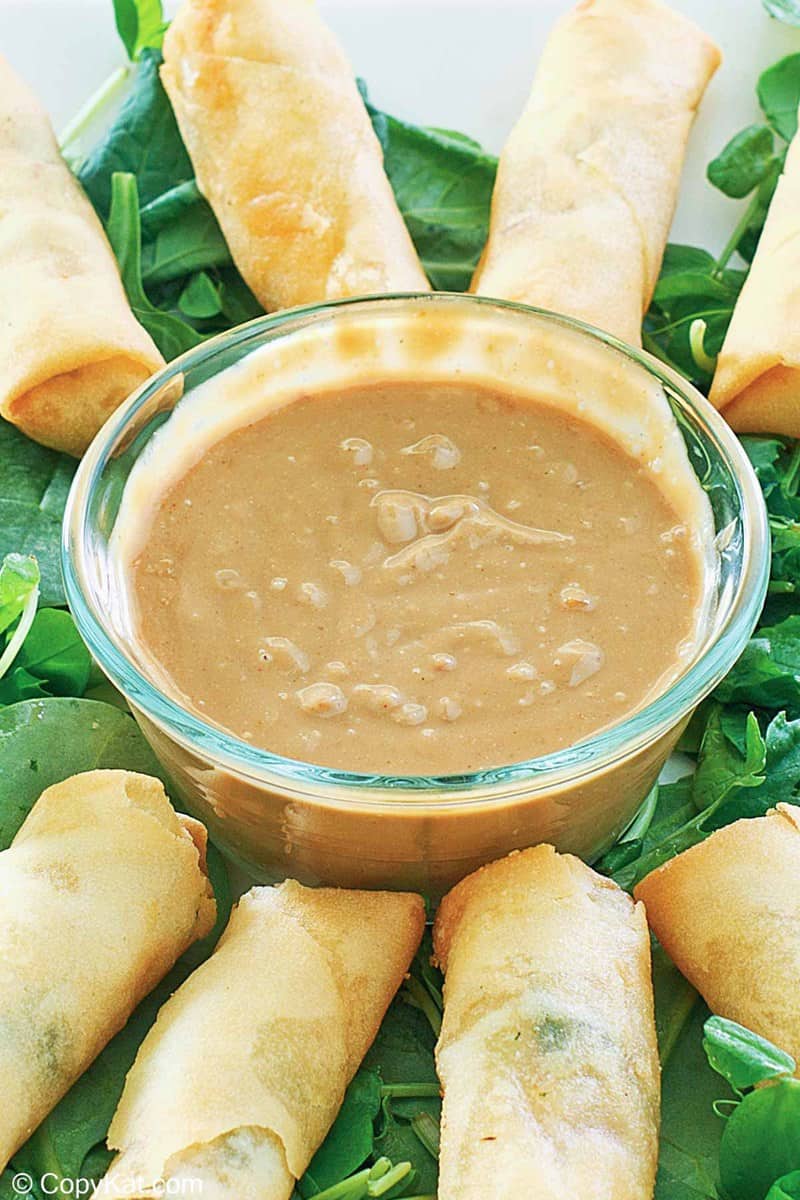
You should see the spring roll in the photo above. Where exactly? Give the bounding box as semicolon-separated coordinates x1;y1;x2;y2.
471;0;720;346
0;770;215;1169
99;880;425;1199
710;121;800;436
161;0;430;313
0;56;164;457
635;803;800;1065
433;846;660;1200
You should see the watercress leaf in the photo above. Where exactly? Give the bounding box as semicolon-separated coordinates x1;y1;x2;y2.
113;0;165;61
715;616;800;712
0;422;76;608
79;50;193;218
299;1070;382;1195
758;54;800;142
764;0;800;24
752;710;800;810
768;1172;800;1200
703;1016;796;1093
707;125;777;198
366;100;497;291
691;707;766;813
720;1078;800;1200
0;554;39;636
106;172;203;359
1;609;92;700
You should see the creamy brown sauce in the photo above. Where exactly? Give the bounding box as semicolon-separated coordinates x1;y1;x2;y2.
129;381;704;775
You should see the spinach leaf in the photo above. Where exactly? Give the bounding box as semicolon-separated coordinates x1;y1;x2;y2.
758;54;800;142
0;422;75;607
106;171;203;359
656;1000;728;1200
768;1173;800;1200
703;1016;796;1093
0;609;92;705
719;1079;800;1200
79;49;192;218
0;554;39;635
299;1071;383;1195
141;200;230;286
764;0;800;24
366;95;497;291
113;0;166;61
0;698;167;844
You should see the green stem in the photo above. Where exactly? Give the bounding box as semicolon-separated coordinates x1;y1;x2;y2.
401;977;442;1038
380;1083;440;1100
59;64;130;164
368;1162;412;1196
689;319;718;374
308;1168;371;1200
714;190;761;273
411;1112;441;1159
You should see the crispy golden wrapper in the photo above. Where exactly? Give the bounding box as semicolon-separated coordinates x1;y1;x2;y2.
433;845;660;1200
161;0;430;313
0;56;164;456
0;770;215;1169
710;119;800;437
99;880;425;1199
471;0;720;346
635;803;800;1065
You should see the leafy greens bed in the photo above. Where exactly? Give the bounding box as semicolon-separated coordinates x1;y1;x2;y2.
3;0;800;1196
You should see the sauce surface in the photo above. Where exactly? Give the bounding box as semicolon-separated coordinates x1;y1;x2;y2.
130;381;704;774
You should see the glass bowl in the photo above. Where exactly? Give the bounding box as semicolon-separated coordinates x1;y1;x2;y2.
62;294;769;897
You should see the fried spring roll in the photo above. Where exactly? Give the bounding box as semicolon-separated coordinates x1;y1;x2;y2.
99;881;425;1199
635;804;800;1065
710;120;800;436
0;56;164;456
161;0;430;312
433;846;660;1200
471;0;720;346
0;770;215;1169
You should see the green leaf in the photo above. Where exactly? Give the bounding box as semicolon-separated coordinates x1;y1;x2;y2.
703;1016;796;1093
0;609;91;705
720;1079;800;1200
691;707;766;813
366;96;497;291
0;421;76;607
142;201;230;286
763;0;800;27
707;125;777;198
300;1071;383;1195
0;554;39;636
656;1000;728;1200
715;616;800;712
113;0;165;60
79;50;193;218
178;271;224;320
768;1172;800;1200
0;698;168;845
758;54;800;142
106;172;202;359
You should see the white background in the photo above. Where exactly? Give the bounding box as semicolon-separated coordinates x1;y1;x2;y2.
1;0;799;256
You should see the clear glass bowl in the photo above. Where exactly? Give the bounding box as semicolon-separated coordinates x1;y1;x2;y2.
63;294;769;897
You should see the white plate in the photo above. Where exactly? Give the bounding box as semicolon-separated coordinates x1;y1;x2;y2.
1;0;799;256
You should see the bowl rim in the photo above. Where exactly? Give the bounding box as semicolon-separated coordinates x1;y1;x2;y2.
62;292;770;808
